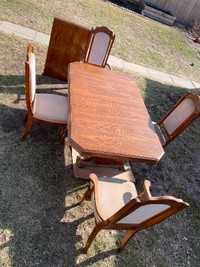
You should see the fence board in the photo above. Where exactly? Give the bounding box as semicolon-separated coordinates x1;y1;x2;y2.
144;0;200;25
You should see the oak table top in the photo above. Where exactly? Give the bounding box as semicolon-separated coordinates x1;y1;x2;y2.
68;62;164;164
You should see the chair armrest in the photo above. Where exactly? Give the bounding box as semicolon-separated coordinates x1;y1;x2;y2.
89;173;98;187
143;180;152;199
89;173;105;220
137;180;152;200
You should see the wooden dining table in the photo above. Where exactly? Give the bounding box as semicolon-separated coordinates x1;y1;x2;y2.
68;61;164;169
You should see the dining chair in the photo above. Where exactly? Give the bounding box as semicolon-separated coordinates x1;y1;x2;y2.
82;26;115;69
79;173;189;253
21;44;68;143
153;92;200;148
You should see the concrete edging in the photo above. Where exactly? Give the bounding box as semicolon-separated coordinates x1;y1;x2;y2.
0;20;199;91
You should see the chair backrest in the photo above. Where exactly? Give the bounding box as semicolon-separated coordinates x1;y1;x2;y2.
158;93;200;147
90;174;188;229
25;44;36;115
84;26;115;67
109;196;188;228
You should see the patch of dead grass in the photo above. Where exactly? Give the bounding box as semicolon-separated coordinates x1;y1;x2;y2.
0;0;200;81
0;31;200;266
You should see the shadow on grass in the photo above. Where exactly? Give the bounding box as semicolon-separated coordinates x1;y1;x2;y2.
0;75;25;104
0;74;68;105
131;76;200;191
1;73;200;266
0;101;116;266
0;72;83;265
0;110;89;266
106;0;140;13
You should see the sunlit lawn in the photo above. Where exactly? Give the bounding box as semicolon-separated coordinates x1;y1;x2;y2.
0;31;200;266
0;0;200;82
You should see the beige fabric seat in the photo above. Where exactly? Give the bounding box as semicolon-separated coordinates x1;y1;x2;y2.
21;44;68;143
33;94;68;124
92;177;137;223
153;93;200;148
80;173;189;253
92;177;170;225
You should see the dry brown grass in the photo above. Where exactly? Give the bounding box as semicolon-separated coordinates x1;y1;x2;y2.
0;0;200;82
0;29;200;267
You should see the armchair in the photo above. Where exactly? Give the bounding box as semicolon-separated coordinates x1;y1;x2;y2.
80;173;189;253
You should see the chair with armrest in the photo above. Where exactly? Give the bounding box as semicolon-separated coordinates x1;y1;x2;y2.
21;44;68;143
153;92;200;148
79;173;189;253
81;26;115;69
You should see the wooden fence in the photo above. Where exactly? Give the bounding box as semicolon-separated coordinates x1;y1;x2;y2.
144;0;200;25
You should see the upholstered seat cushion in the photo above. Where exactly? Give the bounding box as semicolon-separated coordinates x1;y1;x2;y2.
33;93;68;123
93;177;138;221
92;177;170;225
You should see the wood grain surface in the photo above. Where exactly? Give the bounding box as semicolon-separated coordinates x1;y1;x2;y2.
68;62;164;164
43;17;92;81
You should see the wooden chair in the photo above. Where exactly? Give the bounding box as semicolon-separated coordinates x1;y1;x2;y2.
80;173;189;253
21;44;68;143
82;26;115;69
153;92;200;148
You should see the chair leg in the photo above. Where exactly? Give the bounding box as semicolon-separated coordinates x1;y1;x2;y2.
59;125;67;144
79;184;93;204
21;118;33;141
84;224;101;253
79;187;89;204
119;229;139;252
24;113;28;122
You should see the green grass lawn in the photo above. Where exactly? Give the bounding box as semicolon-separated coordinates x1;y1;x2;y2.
0;0;200;82
0;31;200;266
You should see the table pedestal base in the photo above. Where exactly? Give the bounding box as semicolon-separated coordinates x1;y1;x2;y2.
72;148;135;181
76;156;125;171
